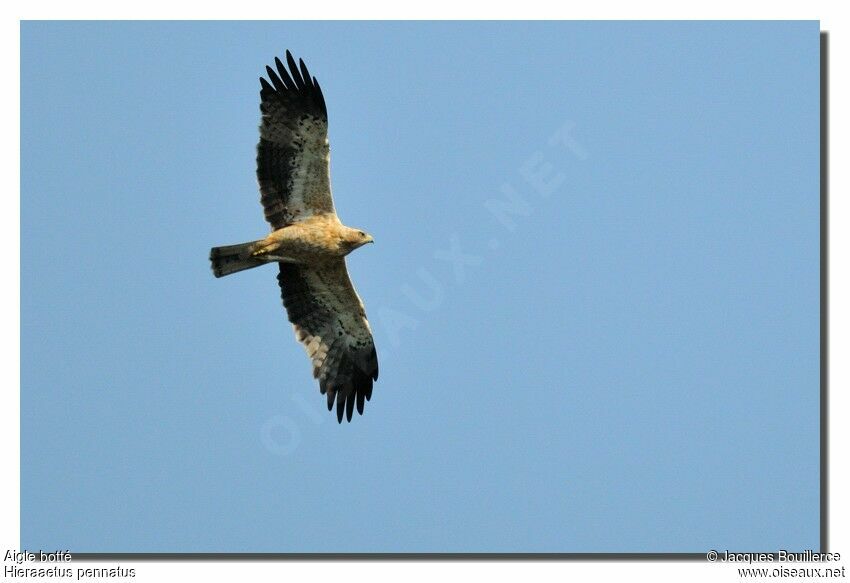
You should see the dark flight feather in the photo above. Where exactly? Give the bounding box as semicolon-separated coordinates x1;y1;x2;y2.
257;51;330;230
277;261;378;423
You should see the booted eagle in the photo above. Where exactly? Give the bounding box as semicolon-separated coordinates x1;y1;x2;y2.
210;51;378;423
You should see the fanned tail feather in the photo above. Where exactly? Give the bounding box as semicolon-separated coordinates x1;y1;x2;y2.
209;241;264;277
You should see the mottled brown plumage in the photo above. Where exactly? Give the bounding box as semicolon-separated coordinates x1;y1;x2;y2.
210;51;378;423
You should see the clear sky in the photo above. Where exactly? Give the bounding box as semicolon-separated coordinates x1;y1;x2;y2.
21;21;820;553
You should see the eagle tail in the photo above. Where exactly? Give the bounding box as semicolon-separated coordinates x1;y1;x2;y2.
209;241;264;278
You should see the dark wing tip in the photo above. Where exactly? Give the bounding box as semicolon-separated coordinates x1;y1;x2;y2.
336;393;345;423
299;58;313;88
260;52;327;119
313;77;327;117
345;392;355;422
273;57;294;90
323;363;375;423
264;65;285;93
285;51;302;83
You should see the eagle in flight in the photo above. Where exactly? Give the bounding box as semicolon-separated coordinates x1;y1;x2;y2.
210;51;378;423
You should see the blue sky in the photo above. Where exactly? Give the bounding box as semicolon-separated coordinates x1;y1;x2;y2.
21;21;820;552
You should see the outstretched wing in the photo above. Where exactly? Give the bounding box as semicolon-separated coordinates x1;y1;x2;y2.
257;51;333;230
277;260;379;423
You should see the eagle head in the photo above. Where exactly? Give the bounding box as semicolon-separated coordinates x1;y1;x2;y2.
341;227;374;253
